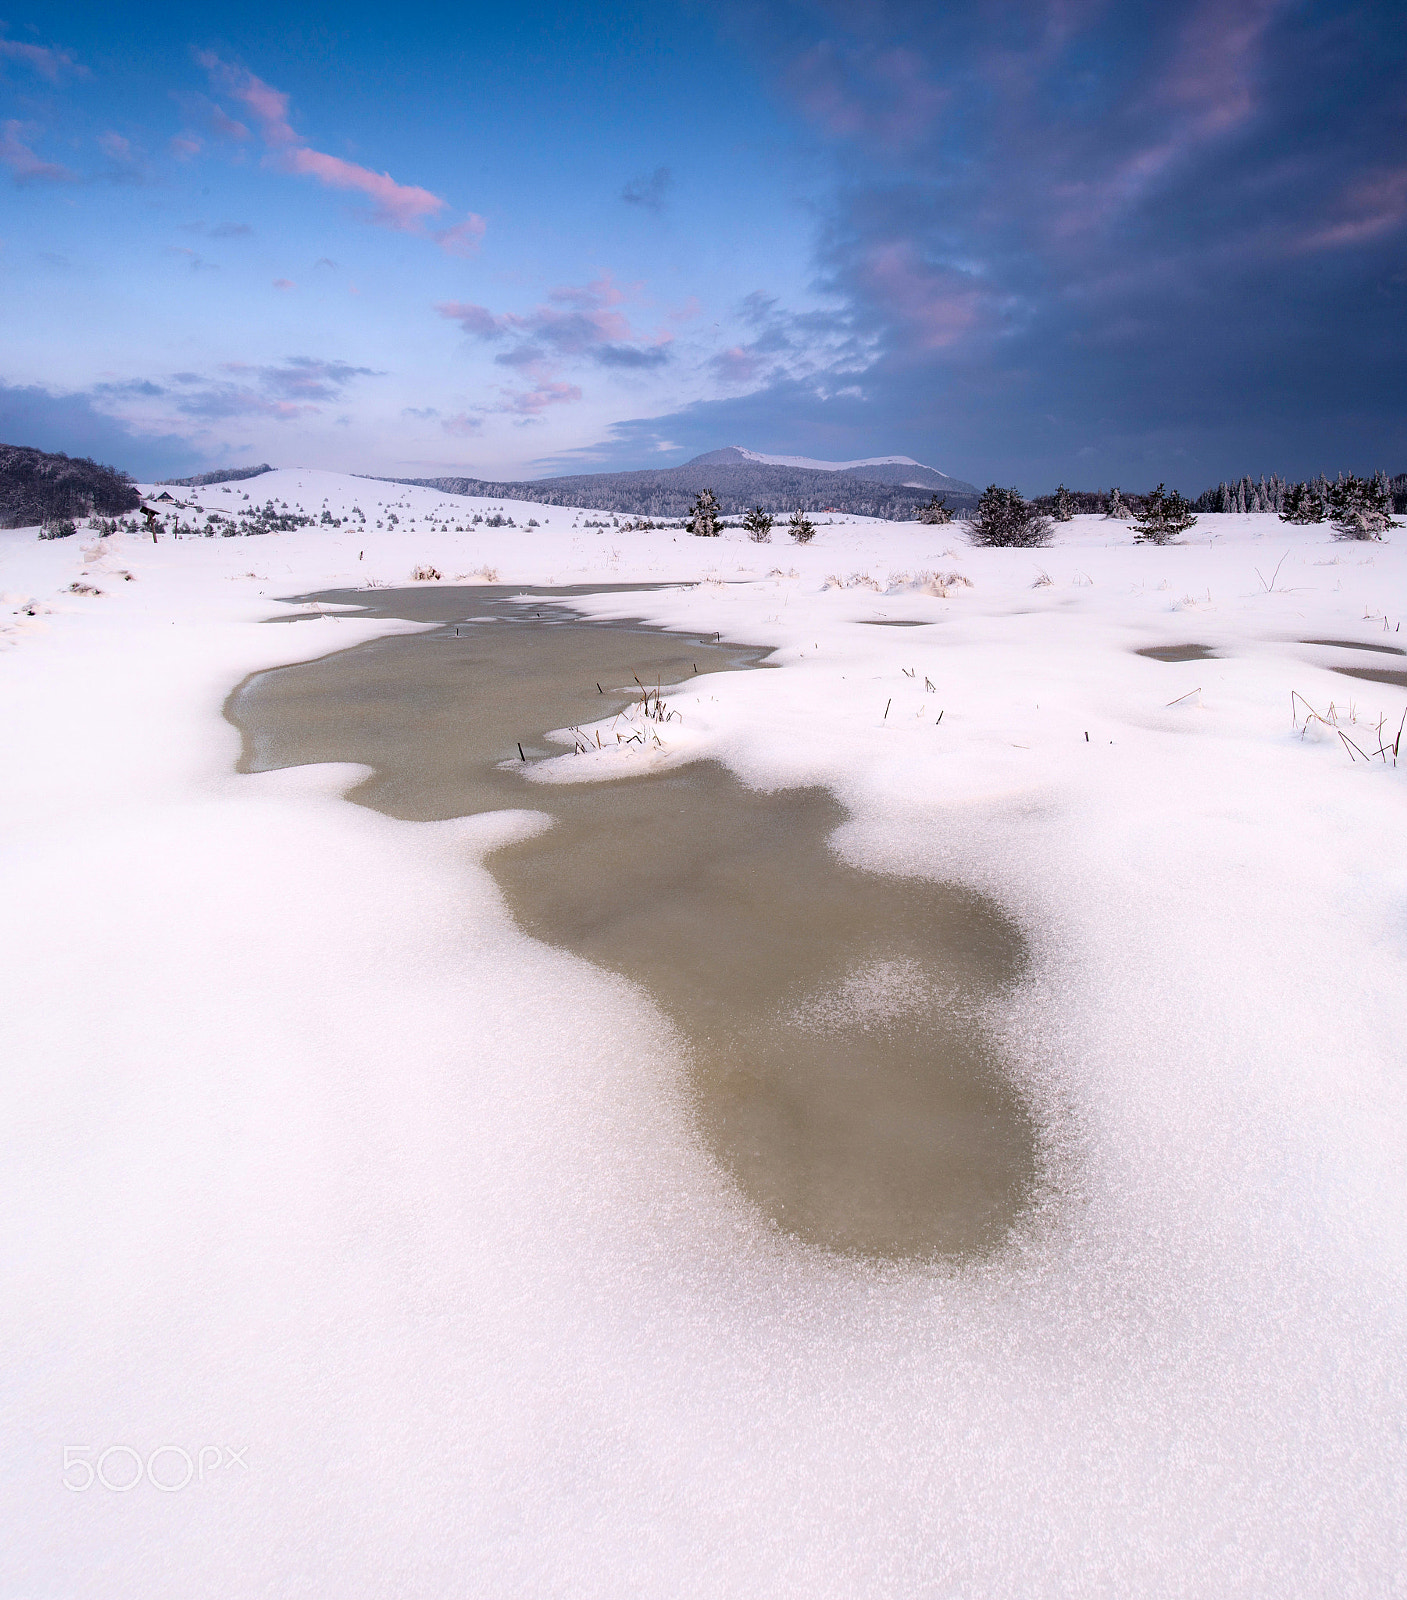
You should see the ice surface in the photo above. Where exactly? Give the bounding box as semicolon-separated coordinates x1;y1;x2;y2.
1;474;1404;1596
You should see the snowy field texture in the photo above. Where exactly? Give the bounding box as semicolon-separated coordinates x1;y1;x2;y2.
2;467;1405;1598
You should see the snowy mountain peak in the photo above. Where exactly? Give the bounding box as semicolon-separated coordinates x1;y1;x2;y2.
724;446;928;473
683;446;975;495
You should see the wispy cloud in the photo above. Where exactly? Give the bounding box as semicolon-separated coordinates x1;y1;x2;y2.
621;166;672;211
143;356;384;421
435;273;669;370
167;246;219;273
1;120;77;184
1297;166;1407;251
195;52;484;251
786;42;947;151
0;33;86;82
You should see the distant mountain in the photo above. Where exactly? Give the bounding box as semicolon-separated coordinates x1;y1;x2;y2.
688;446;975;495
0;442;140;529
392;444;977;520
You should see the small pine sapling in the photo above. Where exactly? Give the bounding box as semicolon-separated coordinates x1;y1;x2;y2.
917;493;952;525
788;509;816;544
1104;487;1127;520
1054;484;1074;522
742;506;774;543
1132;484;1198;544
964;485;1054;548
687;488;723;537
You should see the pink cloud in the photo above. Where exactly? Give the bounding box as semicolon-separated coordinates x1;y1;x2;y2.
1297;167;1407;251
548;272;631;310
787;42;948;151
859;242;985;350
441;412;482;437
98;131;132;162
281;145;444;229
710;345;762;385
169;133;202;161
436;300;505;337
197;51;482;243
0;120;76;183
434;215;486;257
669;295;703;323
498;380;582;415
272;278;296;290
1051;0;1287;239
0;36;86;81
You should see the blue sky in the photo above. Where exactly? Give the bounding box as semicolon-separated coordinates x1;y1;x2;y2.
1;0;1403;490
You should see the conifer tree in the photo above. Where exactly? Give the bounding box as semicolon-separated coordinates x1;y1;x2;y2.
787;508;816;544
1132;484;1198;544
1279;482;1325;524
1327;474;1394;540
965;485;1054;547
917;493;952;525
742;506;773;542
1105;487;1127;520
1054;484;1074;522
687;488;722;537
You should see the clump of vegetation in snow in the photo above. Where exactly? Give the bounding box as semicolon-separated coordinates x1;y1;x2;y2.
916;493;952;525
1132;484;1198;544
38;516;78;540
788;509;816;544
964;485;1054;547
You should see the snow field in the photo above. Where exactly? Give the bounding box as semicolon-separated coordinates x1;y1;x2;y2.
1;470;1404;1596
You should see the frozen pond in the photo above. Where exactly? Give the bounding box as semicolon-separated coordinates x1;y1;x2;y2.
226;586;1039;1259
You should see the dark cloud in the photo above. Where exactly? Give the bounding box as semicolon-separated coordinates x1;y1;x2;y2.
707;0;1407;487
0;380;204;478
621;166;672;211
594;343;671;369
155;356;383;421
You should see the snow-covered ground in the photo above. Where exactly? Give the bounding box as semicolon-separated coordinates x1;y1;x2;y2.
2;467;1404;1597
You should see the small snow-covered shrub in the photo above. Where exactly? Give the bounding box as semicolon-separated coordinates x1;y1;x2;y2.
1331;510;1392;541
39;517;77;540
916;494;951;525
965;486;1053;548
743;506;774;542
788;509;816;544
411;564;442;581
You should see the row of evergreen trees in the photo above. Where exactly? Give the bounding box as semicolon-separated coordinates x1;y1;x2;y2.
1280;473;1395;538
685;473;1397;548
686;489;816;543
